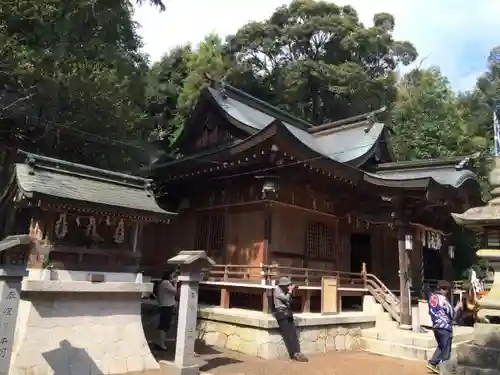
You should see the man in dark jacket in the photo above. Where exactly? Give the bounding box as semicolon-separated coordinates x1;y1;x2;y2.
273;277;308;362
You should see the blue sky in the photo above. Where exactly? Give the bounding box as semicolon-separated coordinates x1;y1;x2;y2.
133;0;500;92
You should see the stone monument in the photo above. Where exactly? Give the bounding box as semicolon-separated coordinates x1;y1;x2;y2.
446;157;500;375
166;250;215;375
0;235;30;375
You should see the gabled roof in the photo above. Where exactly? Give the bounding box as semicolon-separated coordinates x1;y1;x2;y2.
371;155;480;190
155;83;481;208
152;119;364;183
173;83;390;167
15;151;175;220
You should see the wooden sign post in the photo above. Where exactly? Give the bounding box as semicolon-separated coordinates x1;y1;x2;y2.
321;276;339;315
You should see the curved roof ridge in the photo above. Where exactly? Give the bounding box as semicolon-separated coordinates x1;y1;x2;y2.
221;84;313;130
376;153;480;172
18;150;151;188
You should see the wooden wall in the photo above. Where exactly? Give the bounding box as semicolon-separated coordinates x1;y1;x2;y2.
140;203;417;289
225;209;265;266
141;213;195;275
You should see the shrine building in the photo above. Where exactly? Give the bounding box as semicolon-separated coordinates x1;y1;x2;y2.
145;81;482;325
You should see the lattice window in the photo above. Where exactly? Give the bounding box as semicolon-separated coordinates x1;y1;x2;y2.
195;214;225;255
306;221;335;259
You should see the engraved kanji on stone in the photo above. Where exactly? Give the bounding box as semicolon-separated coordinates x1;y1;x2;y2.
4;291;15;300
0;338;7;345
2;308;12;316
0;348;7;358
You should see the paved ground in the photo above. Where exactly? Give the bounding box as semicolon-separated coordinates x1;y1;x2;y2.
142;342;430;375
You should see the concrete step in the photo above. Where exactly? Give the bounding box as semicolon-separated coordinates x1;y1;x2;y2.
375;310;400;329
360;337;470;361
360;327;474;361
362;327;474;347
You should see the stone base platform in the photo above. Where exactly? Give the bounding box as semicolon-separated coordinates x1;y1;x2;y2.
196;306;376;359
361;326;474;361
440;324;500;375
10;270;159;375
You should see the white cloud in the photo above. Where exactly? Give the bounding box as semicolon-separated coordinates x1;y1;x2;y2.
133;0;500;91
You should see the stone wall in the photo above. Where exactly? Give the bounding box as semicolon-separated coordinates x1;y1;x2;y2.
196;307;375;359
11;281;157;375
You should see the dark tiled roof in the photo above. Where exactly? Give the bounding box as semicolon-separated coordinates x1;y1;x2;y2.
207;85;386;166
15;152;175;217
371;155;480;189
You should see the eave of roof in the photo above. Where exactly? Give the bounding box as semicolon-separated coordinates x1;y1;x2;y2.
180;86;388;167
152;119;364;183
16;151;175;218
373;155;480;190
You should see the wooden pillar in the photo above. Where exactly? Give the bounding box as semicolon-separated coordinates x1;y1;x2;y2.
393;198;412;329
397;224;412;329
301;290;312;313
440;235;453;283
220;288;230;308
263;203;272;264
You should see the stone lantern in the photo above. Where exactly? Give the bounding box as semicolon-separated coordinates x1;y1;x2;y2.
448;158;500;375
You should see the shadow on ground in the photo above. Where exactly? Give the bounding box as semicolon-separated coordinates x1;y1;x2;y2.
150;339;243;372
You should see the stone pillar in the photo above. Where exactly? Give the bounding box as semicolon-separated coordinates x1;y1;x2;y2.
0;267;27;375
167;251;215;375
446;157;500;375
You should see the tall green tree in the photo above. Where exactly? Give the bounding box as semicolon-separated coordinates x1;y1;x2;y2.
225;0;417;124
146;34;232;145
0;0;165;170
391;67;469;160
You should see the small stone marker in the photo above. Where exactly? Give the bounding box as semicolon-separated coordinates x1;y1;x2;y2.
167;250;215;375
0;235;30;375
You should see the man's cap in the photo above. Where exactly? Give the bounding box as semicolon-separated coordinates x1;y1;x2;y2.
278;277;292;286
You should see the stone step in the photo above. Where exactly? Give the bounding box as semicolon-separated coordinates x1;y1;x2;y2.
473;323;500;348
456;343;500;369
360;337;470;361
361;327;473;348
440;359;500;375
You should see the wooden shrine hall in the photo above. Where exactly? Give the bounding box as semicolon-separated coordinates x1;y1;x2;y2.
0;150;176;271
145;81;482;326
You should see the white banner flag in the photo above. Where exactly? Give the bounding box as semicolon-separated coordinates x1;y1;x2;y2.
494;108;500;156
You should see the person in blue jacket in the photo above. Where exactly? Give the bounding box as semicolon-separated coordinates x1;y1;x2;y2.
426;280;462;374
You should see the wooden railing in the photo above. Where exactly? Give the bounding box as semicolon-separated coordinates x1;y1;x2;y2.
198;264;371;313
203;264;366;288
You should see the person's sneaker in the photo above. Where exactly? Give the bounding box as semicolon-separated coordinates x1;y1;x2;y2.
292;353;309;362
426;363;439;374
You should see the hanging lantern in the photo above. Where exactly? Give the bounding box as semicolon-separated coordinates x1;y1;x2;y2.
421;229;426;247
54;213;68;239
436;234;442;249
114;219;125;244
75;216;81;227
85;217;97;238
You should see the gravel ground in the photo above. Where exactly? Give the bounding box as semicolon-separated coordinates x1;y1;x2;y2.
136;342;431;375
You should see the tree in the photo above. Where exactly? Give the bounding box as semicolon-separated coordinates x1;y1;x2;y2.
145;45;193;141
225;0;417;124
0;0;165;171
391;68;469;160
146;34;232;145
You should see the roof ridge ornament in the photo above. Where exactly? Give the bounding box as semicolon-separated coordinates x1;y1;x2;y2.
309;106;387;134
